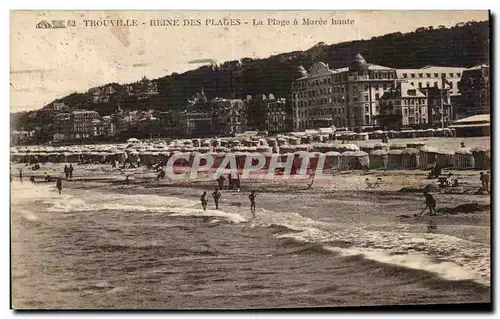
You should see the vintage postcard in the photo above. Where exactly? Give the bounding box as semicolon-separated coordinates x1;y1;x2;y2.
10;10;491;310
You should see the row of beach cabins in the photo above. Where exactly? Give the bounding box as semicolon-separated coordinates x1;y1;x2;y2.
10;133;490;172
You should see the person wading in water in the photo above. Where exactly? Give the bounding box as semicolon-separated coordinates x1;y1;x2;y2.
56;178;63;195
69;164;74;179
212;188;221;210
249;190;256;218
200;191;208;212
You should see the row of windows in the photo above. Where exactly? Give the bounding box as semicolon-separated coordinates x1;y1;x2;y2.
406;116;427;124
297;108;346;118
402;72;461;79
361;84;389;91
411;81;454;89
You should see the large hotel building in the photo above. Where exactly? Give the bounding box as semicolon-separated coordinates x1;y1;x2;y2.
291;54;466;131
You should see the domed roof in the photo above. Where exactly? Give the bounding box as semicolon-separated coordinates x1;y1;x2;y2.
349;53;369;74
297;65;308;77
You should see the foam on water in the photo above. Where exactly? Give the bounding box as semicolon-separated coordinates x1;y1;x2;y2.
252;208;490;286
11;181;247;224
10;181;490;287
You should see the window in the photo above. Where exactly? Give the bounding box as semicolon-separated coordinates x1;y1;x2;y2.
418;73;423;78
376;105;380;112
449;73;454;77
364;95;369;101
411;73;416;78
434;82;438;88
375;93;380;100
404;109;408;115
426;82;430;87
434;73;439;78
374;84;379;90
364;84;368;91
441;73;446;78
410;82;414;86
365;105;369;113
418;82;422;89
403;73;407;78
457;73;461;77
426;73;431;78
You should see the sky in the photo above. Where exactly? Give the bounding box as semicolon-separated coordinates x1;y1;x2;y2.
10;10;489;113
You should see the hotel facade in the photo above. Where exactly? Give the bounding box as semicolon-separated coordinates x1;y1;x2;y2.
291;54;467;131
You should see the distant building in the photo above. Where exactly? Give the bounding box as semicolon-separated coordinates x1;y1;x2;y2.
420;86;452;128
183;111;212;137
44;102;69;113
52;112;73;141
292;55;468;132
11;130;34;145
89;85;117;104
449;114;490;137
247;94;286;133
102;116;117;137
378;82;429;130
396;66;465;97
457;64;490;118
292;54;397;132
72;110;100;139
211;98;246;136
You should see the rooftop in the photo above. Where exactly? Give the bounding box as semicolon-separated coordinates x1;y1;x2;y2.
454;114;490;123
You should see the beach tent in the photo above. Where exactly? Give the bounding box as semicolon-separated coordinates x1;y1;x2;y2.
407;142;426;150
339;151;369;170
295;144;311;152
265;138;277;147
357;133;369;141
324;151;341;171
256;146;273;154
298;136;309;144
126;138;141;144
389;143;407;150
471;146;491;170
288;137;300;145
436;150;455;168
191;138;201;147
279;145;296;154
401;148;420;169
369;150;388;169
373;143;389;151
453;147;475;170
419;146;438;169
197;147;213;154
387;149;403;169
360;145;375;154
214;146;230;153
331;143;360;153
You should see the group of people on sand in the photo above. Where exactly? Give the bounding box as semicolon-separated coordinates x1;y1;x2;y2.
11;165;65;195
200;189;257;217
64;164;74;180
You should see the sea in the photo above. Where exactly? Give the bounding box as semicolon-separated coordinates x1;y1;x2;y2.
10;180;490;309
